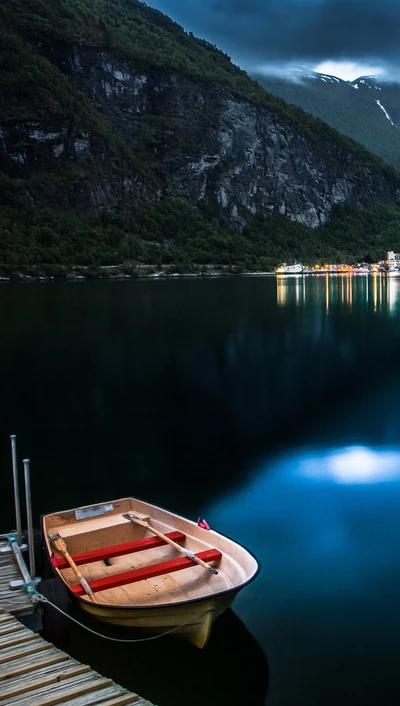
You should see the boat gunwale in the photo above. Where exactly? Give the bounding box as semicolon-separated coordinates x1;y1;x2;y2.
40;496;261;612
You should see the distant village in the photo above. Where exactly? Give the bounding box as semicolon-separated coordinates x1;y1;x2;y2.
276;251;400;274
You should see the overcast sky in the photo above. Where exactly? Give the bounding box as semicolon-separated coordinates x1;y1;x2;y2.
149;0;400;80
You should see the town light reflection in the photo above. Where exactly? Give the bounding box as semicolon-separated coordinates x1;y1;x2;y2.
276;273;400;312
299;445;400;484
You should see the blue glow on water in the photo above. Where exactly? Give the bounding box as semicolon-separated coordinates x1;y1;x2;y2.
201;446;400;705
204;445;400;644
296;445;400;484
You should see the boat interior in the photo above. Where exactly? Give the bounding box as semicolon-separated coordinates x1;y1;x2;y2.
42;498;259;607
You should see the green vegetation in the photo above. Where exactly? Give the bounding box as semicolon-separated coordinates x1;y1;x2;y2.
2;0;400;276
0;29;148;177
2;188;400;277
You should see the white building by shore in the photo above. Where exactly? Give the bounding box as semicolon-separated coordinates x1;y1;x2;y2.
387;251;400;263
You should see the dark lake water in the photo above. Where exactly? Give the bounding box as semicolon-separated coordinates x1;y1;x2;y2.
1;273;400;706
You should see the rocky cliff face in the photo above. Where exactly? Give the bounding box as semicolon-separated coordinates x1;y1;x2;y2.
1;35;400;230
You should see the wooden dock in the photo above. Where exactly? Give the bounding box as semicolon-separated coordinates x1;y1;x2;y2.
0;537;156;706
0;537;35;619
0;608;156;706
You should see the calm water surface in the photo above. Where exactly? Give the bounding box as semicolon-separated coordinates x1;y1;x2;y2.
1;274;400;706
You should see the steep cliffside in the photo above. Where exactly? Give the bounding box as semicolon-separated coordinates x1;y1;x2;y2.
1;0;400;272
56;46;400;229
3;37;400;228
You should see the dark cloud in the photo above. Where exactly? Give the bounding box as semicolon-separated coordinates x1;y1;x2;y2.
149;0;400;70
211;0;260;15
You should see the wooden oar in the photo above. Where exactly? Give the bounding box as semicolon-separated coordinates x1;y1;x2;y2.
49;532;98;602
123;512;219;575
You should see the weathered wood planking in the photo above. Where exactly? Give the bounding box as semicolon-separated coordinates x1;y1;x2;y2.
0;539;35;617
0;608;156;706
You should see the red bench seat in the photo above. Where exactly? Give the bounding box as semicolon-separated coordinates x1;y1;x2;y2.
55;531;186;570
70;549;222;595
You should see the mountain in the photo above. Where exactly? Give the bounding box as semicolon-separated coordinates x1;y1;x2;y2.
254;69;400;170
2;1;400;276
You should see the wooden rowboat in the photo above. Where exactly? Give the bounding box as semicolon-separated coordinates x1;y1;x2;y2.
42;497;260;648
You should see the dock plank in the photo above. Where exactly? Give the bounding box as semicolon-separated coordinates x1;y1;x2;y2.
0;622;25;637
0;607;156;706
95;697;140;706
0;639;52;664
0;663;91;701
0;653;69;680
35;687;139;706
13;676;114;706
0;631;39;648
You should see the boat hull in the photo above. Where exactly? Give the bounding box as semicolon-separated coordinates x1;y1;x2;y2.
75;589;239;648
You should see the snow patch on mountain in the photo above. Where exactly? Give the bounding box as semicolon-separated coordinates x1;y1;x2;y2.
375;100;395;125
320;75;339;83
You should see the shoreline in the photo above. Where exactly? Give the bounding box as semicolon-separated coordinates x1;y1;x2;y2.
0;270;393;284
0;270;277;283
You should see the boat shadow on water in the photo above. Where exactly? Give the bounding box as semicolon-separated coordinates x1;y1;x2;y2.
67;606;269;706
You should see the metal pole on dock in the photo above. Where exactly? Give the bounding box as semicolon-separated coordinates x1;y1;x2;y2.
10;538;32;586
10;435;22;546
23;458;35;579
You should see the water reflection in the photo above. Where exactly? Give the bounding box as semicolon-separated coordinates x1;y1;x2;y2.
276;274;304;307
276;273;400;313
204;444;400;706
68;607;269;706
386;274;399;313
2;278;400;528
299;445;400;483
1;279;400;706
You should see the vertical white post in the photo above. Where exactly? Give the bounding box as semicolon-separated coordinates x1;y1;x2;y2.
23;459;35;579
10;435;22;546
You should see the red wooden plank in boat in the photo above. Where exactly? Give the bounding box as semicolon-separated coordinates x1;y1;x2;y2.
55;531;186;569
70;549;222;595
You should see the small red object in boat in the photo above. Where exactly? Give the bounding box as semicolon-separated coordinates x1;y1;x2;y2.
50;553;58;568
197;517;211;530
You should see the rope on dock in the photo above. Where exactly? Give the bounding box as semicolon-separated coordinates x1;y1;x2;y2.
6;533;18;547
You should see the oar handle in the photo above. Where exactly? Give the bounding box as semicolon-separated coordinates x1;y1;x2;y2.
123;513;219;575
49;533;97;602
183;549;219;575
